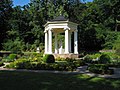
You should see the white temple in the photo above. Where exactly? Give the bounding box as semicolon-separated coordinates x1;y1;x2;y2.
44;16;78;58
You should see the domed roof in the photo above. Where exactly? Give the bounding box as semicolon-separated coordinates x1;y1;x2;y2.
50;15;68;21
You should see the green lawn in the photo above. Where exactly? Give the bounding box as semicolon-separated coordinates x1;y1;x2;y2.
0;71;120;90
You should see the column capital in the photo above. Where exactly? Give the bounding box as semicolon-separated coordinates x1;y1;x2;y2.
44;29;48;33
64;27;70;31
74;29;78;32
44;30;48;33
48;28;53;31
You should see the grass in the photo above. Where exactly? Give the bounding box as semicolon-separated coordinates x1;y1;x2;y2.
0;71;120;90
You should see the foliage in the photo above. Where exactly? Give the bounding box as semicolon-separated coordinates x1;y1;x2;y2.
1;0;120;52
0;57;2;61
115;49;120;56
88;64;114;75
83;55;93;63
6;59;31;69
56;57;85;66
99;54;111;64
6;59;78;71
91;53;101;59
55;57;65;61
83;55;99;64
2;53;17;62
9;54;17;61
103;32;118;49
2;38;24;53
43;54;55;63
64;58;75;62
108;63;120;68
0;0;13;50
0;62;4;67
73;60;86;67
23;52;43;62
2;57;14;62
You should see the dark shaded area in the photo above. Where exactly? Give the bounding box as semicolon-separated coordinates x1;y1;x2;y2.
0;71;120;90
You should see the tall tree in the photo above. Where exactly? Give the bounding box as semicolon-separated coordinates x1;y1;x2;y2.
0;0;13;50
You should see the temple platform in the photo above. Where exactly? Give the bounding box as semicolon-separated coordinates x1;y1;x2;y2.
53;53;79;59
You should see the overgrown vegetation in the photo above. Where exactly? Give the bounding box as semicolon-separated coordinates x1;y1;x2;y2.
0;0;120;51
99;54;111;64
6;58;85;71
0;62;4;67
88;64;114;75
1;51;119;73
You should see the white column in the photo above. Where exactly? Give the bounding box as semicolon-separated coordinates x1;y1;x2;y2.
49;29;52;54
64;28;69;54
74;30;78;54
45;31;48;54
47;31;49;53
69;32;71;53
54;33;58;54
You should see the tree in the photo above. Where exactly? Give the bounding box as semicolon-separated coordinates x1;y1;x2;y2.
0;0;13;50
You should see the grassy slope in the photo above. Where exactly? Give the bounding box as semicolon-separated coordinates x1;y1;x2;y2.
0;71;120;90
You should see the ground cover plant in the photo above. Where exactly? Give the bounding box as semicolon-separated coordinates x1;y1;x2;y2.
4;53;85;71
88;64;114;75
5;57;85;71
1;51;119;75
0;71;120;90
0;62;4;67
83;52;120;66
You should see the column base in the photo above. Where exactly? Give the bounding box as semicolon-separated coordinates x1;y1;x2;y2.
53;53;79;59
44;52;53;54
48;52;53;54
74;52;78;54
64;52;70;54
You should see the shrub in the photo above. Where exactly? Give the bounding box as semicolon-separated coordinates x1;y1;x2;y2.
83;55;93;63
99;54;111;64
43;54;55;63
6;60;77;71
65;58;76;62
6;59;31;69
2;56;15;62
0;62;4;67
115;48;120;56
15;60;31;69
0;57;2;61
90;53;101;59
2;54;17;62
9;54;17;61
73;60;86;67
12;50;22;54
108;62;120;68
51;62;77;71
56;57;65;61
88;64;114;75
34;54;43;62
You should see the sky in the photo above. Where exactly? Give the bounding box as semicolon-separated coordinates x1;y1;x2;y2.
13;0;30;6
13;0;93;6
